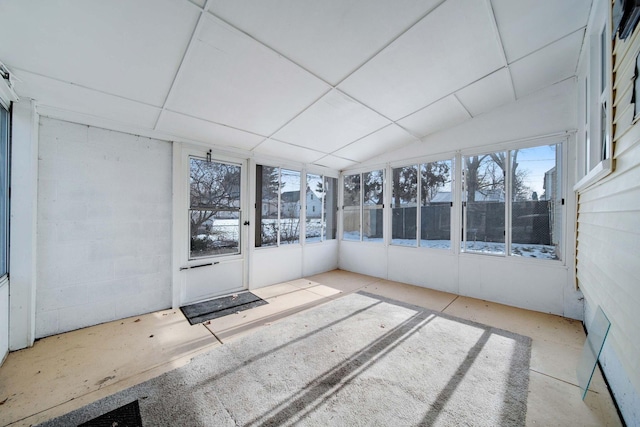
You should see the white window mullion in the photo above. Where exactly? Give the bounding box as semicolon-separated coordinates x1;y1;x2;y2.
505;150;512;256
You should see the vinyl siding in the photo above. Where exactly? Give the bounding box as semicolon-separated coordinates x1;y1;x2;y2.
576;13;640;417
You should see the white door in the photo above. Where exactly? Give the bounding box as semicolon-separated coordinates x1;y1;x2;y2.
173;144;248;306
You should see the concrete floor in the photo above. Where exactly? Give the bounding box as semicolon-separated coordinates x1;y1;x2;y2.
0;270;622;426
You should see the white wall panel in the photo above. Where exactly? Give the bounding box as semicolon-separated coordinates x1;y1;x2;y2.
251;246;303;289
36;118;172;337
303;241;339;277
387;247;458;294
338;242;387;279
458;255;567;315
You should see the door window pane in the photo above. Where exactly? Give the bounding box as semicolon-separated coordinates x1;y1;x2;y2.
363;170;384;242
189;158;241;259
462;154;505;255
392;166;417;246
343;174;360;240
280;169;301;244
510;145;561;260
421;160;452;249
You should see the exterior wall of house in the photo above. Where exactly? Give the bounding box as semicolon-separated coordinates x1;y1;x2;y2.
35;118;172;337
576;11;640;423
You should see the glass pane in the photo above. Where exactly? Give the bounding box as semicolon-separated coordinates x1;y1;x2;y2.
343;174;361;240
0;107;8;277
343;174;360;207
259;166;279;247
343;207;360;241
462;154;505;255
190;210;240;258
510;145;561;260
363;170;384;242
577;306;611;400
421;160;452;249
280;169;300;244
190;158;240;209
324;177;337;240
391;166;417;246
306;173;323;243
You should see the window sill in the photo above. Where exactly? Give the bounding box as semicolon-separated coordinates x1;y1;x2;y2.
573;159;614;193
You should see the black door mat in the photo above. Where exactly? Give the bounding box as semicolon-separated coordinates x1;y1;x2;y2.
79;400;142;427
180;291;268;325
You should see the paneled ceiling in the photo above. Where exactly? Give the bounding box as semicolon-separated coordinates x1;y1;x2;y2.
0;0;592;170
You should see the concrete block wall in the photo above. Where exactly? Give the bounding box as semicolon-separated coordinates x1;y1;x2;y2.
36;118;172;337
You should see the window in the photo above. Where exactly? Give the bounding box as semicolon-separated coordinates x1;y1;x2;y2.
462;143;563;260
189;158;241;259
392;160;453;249
577;7;612;189
0;105;9;278
342;170;384;242
255;165;301;247
305;174;337;243
342;173;361;241
462;154;506;255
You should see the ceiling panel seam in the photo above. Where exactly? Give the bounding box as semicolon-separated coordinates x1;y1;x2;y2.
507;27;588;66
9;65;164;110
162;108;269;139
486;0;516;101
153;0;212;131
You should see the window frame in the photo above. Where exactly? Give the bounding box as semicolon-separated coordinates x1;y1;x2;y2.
340;169;385;243
460;139;566;263
304;172;337;244
575;2;614;192
0;103;9;279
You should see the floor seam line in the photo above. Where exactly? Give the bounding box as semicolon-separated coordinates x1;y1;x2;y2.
440;295;460;313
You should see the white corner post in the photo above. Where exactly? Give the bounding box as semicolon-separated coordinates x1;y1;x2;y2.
9;99;39;350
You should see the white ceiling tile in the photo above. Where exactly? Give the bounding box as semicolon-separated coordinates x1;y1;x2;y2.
253;140;326;164
397;95;471;138
455;68;515;117
157;111;264;151
208;0;443;85
0;0;199;106
272;90;391;153
333;124;417;162
510;30;584;98
338;0;504;121
13;69;161;128
314;155;357;171
167;15;329;136
492;0;592;63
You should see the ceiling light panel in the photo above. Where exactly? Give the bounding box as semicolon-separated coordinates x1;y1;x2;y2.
338;0;504;121
166;14;330;136
397;95;471;138
0;0;199;107
333;124;417;162
491;0;592;63
272;90;391;154
509;30;584;98
455;68;515;117
158;111;264;151
208;0;443;85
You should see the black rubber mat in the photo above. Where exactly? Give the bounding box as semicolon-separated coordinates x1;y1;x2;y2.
180;291;268;325
78;400;142;427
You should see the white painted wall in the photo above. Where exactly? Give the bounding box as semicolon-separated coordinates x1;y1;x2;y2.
339;242;387;279
36;118;172;337
251;245;303;289
9;100;39;350
303;240;338;277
